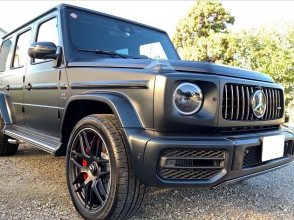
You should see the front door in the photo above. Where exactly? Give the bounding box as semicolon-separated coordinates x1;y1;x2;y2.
24;14;61;136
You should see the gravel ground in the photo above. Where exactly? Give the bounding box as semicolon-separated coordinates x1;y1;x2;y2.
1;137;294;220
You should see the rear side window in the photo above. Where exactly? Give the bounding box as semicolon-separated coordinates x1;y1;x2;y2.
0;39;13;72
13;30;31;68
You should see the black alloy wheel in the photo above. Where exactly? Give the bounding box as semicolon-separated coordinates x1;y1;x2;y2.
66;114;146;220
68;127;111;212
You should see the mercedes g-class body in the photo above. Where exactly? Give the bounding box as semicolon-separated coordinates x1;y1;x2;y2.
0;4;293;220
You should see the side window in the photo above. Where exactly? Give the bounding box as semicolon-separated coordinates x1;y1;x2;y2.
13;30;31;68
37;17;59;45
35;17;59;63
0;39;13;72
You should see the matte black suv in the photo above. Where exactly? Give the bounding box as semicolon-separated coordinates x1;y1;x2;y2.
0;4;293;220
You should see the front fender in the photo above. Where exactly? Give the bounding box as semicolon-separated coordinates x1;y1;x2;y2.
61;92;143;130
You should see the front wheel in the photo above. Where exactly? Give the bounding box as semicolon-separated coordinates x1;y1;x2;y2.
66;114;146;220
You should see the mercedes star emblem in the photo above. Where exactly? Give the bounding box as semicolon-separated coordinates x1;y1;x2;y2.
252;90;266;118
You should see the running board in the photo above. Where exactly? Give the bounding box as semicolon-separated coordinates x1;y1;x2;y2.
4;127;60;154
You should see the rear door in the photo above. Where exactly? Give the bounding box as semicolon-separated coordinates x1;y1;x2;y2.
5;28;33;126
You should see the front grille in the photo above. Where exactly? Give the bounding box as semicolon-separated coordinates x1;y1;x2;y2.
157;149;225;180
243;140;293;167
222;83;283;121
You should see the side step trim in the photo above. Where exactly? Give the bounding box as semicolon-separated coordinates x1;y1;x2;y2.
5;128;59;154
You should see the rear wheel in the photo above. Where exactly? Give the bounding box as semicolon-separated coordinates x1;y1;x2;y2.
66;114;146;220
0;116;19;156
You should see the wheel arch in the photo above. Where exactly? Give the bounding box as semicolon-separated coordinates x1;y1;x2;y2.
56;92;143;156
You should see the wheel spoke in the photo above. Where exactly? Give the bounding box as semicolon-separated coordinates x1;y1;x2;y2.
99;171;110;177
75;177;90;192
96;139;103;158
79;134;90;159
91;134;98;152
72;150;87;160
98;178;108;196
84;181;91;208
71;158;82;169
82;131;92;152
73;172;83;185
96;159;109;164
93;180;104;204
89;182;95;210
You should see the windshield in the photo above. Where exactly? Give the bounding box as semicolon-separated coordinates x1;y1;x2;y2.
64;9;179;60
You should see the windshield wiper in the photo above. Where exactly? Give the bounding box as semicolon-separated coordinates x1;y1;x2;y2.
78;48;129;59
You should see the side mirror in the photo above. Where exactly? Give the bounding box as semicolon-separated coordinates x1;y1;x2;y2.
28;42;57;59
28;42;62;67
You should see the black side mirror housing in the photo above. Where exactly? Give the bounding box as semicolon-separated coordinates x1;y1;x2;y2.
28;42;62;67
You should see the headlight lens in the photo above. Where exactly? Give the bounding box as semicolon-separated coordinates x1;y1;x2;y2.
173;83;203;115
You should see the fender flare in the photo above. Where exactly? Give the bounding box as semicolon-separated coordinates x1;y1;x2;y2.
61;92;143;134
0;92;12;125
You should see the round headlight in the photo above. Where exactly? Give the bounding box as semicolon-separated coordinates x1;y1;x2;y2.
173;83;203;115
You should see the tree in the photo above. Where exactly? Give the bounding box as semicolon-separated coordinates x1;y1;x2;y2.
172;1;235;62
228;23;294;106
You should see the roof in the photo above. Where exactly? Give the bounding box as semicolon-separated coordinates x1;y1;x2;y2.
2;3;167;39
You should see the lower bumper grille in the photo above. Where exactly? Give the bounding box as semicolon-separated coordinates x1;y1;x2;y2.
157;149;225;180
157;168;222;180
243;140;293;168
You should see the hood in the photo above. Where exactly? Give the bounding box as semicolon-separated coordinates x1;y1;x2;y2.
67;58;274;83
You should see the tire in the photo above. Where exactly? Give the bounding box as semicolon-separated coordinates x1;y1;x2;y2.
66;114;146;220
0;116;19;156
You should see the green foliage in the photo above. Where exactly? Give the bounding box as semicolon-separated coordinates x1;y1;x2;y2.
172;0;235;63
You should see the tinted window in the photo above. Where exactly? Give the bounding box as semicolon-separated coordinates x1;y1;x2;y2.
35;17;59;63
13;30;31;68
0;39;13;72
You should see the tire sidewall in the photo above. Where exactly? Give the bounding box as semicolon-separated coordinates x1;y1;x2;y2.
66;116;120;220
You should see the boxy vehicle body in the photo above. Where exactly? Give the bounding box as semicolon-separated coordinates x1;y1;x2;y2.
0;4;293;220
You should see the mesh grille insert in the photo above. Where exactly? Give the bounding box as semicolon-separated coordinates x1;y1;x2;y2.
157;149;225;180
157;168;222;180
243;140;292;168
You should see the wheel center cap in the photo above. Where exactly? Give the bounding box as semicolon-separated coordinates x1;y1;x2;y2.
89;162;98;175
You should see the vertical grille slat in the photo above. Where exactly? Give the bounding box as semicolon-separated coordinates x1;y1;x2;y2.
241;86;245;120
275;90;278;118
246;87;250;120
236;85;239;120
250;87;253;120
264;89;269;119
231;85;234;120
268;89;272;119
222;83;283;121
277;90;281;117
225;85;228;119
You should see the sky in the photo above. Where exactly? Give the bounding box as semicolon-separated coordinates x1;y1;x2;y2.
0;1;294;38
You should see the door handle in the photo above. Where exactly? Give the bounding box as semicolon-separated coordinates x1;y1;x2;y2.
24;83;32;91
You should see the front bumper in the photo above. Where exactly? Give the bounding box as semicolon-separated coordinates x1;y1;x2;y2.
122;127;294;188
